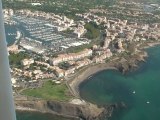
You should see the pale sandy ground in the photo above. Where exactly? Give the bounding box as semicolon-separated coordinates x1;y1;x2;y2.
67;41;160;97
69;99;86;105
16;106;38;111
67;63;117;97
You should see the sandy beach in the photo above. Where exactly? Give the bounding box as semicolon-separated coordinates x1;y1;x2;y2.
67;45;150;98
14;41;160;120
67;62;117;97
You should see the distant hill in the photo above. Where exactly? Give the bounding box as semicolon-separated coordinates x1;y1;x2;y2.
122;0;160;3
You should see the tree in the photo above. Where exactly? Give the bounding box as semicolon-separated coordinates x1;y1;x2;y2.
84;22;100;39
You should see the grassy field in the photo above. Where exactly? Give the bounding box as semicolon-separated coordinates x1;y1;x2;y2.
22;81;73;101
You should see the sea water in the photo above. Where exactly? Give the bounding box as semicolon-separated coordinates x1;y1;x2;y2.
5;24;17;46
80;45;160;120
16;46;160;120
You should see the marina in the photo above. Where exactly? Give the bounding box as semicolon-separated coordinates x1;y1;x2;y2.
3;1;160;119
9;14;90;54
5;24;17;46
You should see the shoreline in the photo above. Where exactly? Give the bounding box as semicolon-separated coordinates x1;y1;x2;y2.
67;63;117;97
16;106;38;112
68;41;160;98
140;41;160;50
16;105;80;120
15;41;160;120
15;49;149;120
15;98;107;120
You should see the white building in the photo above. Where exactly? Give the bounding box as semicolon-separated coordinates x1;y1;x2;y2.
21;58;34;66
74;24;86;38
51;49;93;65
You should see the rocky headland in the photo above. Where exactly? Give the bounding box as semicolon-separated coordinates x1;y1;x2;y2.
68;49;148;97
15;97;114;120
14;46;150;120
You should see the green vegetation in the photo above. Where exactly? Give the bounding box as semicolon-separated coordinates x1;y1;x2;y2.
84;22;100;39
66;23;104;53
2;0;116;20
9;52;29;68
67;43;93;53
2;0;160;20
63;28;74;34
138;0;160;2
22;80;73;101
3;0;160;24
58;62;71;70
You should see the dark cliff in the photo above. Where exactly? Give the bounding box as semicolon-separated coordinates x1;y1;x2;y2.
15;100;113;120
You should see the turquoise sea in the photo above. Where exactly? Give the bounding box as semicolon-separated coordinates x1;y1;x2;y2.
80;45;160;120
6;22;160;120
4;25;74;120
16;46;160;120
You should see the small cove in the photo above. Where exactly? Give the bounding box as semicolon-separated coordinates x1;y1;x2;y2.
80;46;160;120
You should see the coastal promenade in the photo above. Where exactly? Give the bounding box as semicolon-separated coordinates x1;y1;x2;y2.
67;63;117;97
67;41;156;98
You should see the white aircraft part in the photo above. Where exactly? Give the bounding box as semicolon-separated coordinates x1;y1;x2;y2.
0;1;17;120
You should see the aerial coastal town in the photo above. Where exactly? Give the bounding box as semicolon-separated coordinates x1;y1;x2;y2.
3;0;160;100
2;0;160;119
